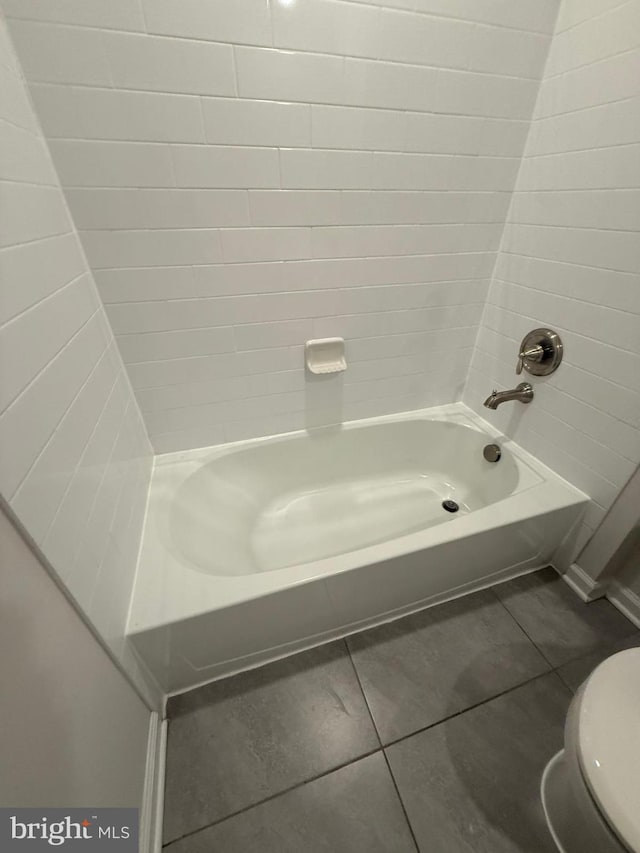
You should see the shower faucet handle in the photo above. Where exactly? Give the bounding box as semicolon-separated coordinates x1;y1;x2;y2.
516;344;544;375
515;328;564;377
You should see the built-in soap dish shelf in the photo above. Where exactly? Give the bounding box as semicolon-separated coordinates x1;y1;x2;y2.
305;338;347;375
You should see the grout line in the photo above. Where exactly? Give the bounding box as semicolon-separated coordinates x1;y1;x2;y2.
162;746;383;849
343;637;421;852
46;137;524;160
381;669;556;752
380;748;421;853
488;581;558;670
343;637;383;747
534;91;640;123
27;80;536;120
490;277;640;324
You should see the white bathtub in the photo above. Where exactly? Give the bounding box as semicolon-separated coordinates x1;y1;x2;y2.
128;403;588;693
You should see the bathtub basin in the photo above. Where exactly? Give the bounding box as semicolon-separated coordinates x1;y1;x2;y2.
128;403;588;693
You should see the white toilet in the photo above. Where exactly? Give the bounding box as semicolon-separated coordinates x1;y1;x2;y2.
541;648;640;853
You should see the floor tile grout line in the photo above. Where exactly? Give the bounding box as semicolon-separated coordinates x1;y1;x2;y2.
379;748;422;853
553;667;579;696
343;635;384;749
489;573;640;673
162;745;384;849
488;581;560;671
343;639;420;851
380;669;555;752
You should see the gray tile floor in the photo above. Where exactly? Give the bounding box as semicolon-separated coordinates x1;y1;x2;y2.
162;567;639;852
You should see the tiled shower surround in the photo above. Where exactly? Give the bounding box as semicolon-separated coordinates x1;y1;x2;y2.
0;16;154;699
3;0;558;453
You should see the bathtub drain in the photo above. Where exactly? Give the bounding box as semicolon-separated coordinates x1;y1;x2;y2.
442;499;459;513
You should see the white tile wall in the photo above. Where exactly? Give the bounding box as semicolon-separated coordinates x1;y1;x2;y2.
463;0;640;559
2;0;559;451
0;15;154;695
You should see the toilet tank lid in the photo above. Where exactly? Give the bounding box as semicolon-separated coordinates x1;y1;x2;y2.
577;647;640;853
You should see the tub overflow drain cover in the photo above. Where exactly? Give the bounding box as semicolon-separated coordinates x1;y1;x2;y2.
442;499;459;513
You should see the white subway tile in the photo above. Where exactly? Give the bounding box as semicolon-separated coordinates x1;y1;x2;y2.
95;266;197;303
202;98;311;147
138;370;304;413
66;189;250;230
343;58;438;112
502;223;640;274
337;191;510;225
192;262;285;296
43;373;129;575
171;145;280;189
375;8;475;70
341;0;558;31
464;25;549;79
311;223;500;258
0;120;57;185
151;424;227;453
530;98;640;155
106;297;236;335
143;0;272;45
117;326;235;363
546;0;640;76
279;252;494;289
517;144;640;191
272;0;380;59
7;20;112;85
0;273;97;412
511;189;640;231
554;0;626;32
535;50;640;119
0;314;108;498
0;17;19;72
220;227;313;263
0;63;38;132
403;113;529;156
0;182;71;248
102;30;236;96
127;346;301;388
488;280;640;356
311;104;407;151
280;149;374;190
249;190;342;226
81;229;223;268
494;252;640;315
281;149;518;191
234;319;313;351
9;348;118;543
3;0;145;29
235;45;345;104
30;85;206;142
0;233;85;325
436;67;539;118
312;302;483;339
144;400;228;435
48;141;174;188
224;411;307;443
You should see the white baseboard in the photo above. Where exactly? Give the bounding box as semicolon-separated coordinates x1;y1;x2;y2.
140;712;167;853
607;581;640;630
560;563;608;602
